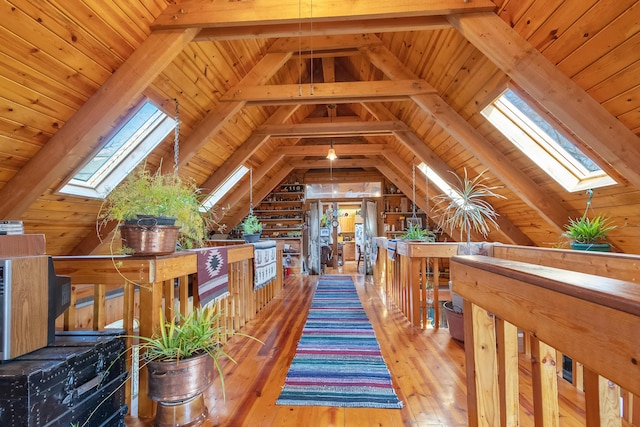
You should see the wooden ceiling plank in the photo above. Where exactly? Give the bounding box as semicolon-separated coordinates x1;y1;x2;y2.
448;12;640;190
153;0;497;30
221;79;437;103
360;41;571;233
177;51;293;169
0;28;200;219
195;16;451;41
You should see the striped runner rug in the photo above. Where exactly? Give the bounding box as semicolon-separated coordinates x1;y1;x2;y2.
276;275;402;408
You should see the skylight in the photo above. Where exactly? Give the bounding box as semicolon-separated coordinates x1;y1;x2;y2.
482;89;615;192
200;165;249;211
417;163;463;207
59;100;174;198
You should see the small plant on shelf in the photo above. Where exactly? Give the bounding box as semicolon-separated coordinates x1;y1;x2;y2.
242;214;263;234
401;223;436;242
241;213;263;242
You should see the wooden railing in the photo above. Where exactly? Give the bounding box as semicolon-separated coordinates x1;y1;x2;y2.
53;242;283;418
374;237;459;328
451;247;640;426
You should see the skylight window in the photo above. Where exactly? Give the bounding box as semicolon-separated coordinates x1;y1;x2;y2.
482;89;615;192
200;165;249;212
59;100;174;198
417;163;463;207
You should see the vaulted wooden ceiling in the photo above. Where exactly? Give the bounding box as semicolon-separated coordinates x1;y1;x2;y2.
1;0;639;255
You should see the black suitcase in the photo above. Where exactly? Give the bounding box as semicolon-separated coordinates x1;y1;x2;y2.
0;330;128;426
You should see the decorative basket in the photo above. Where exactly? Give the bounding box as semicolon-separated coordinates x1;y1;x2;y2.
119;224;180;256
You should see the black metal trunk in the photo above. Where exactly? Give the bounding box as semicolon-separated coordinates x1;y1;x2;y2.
0;330;128;426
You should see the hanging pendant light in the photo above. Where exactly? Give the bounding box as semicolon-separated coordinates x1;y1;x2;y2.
327;104;337;160
326;144;337;161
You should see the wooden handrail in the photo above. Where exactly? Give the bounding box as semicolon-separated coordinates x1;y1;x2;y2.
53;242;284;418
373;237;459;328
451;254;640;426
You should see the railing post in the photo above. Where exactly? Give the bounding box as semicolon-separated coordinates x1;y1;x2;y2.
583;367;621;427
530;337;560;427
497;318;519;426
465;301;500;427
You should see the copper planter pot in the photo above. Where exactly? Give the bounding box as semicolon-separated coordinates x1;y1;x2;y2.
147;352;215;427
119;224;180;256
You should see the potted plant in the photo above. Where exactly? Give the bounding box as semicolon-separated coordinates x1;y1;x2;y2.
99;167;214;255
563;215;616;252
435;168;505;342
139;305;235;427
562;190;616;252
241;213;263;243
400;222;436;242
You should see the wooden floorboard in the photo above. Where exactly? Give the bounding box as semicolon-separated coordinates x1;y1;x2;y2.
126;265;589;426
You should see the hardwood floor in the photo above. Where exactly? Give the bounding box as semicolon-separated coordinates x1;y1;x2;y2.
126;267;590;426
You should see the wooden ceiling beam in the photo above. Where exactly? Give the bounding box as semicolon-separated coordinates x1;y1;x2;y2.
221;80;436;104
279;144;385;157
175;52;292;170
449;12;640;190
268;34;383;53
360;41;570;233
255;120;408;137
290;158;381;169
0;28;200;220
194;16;451;41
154;0;496;30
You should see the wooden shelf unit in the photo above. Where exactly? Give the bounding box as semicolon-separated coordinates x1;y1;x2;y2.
254;183;306;274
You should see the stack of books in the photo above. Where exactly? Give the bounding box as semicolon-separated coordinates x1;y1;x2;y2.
0;220;24;235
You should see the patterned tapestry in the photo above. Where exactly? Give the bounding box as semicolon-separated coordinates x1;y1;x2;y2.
253;240;277;290
193;246;229;306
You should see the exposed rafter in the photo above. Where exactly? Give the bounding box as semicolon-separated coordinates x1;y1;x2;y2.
254;121;409;137
152;0;496;30
194;16;451;41
222;80;436;105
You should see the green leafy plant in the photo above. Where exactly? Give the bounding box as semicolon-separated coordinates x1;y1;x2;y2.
241;213;263;235
561;189;616;248
99;166;225;249
79;304;259;426
401;223;436;242
563;215;615;244
435;168;505;249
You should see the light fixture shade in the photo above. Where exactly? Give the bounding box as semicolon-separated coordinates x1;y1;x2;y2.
326;147;337;160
